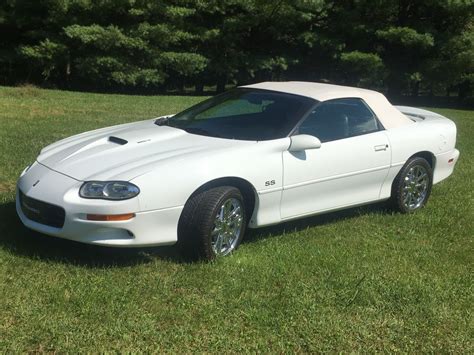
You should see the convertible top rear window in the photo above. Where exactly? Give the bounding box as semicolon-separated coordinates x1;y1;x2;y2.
158;88;316;140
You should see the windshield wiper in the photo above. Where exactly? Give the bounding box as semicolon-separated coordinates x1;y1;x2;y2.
182;127;223;138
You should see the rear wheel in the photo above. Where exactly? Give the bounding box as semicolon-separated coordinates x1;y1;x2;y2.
178;186;246;260
391;157;433;213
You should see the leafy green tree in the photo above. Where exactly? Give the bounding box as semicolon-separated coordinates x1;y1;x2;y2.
0;0;472;100
20;38;67;81
338;51;385;88
376;26;435;97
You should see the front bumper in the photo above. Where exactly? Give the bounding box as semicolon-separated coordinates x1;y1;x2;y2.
16;162;182;247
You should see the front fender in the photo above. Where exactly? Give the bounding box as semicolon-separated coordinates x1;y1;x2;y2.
132;138;290;212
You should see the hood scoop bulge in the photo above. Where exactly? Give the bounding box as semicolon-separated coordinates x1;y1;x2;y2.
36;121;248;181
108;136;128;145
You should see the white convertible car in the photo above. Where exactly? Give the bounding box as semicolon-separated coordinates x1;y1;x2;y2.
17;82;460;259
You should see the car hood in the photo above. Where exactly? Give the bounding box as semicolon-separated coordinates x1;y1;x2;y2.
37;119;253;181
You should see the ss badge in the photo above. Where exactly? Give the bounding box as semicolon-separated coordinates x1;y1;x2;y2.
265;180;276;187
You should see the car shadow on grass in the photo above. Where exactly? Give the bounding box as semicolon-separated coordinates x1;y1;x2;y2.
0;199;390;267
0;201;185;267
244;201;390;244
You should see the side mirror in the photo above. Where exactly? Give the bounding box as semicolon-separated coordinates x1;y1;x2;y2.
288;134;322;152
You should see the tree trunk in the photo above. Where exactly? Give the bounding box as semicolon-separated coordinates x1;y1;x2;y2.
428;86;434;97
177;80;185;94
65;59;71;88
195;83;204;95
412;80;420;97
387;81;402;101
216;76;226;93
458;80;470;100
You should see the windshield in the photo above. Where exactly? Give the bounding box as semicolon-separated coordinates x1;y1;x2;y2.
157;88;316;140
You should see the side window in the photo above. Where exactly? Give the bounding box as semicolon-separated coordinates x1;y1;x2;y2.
297;98;381;142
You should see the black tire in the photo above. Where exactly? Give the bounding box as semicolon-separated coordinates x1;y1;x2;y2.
391;156;433;213
178;186;247;261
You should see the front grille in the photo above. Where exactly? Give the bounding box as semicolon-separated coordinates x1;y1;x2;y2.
19;190;66;228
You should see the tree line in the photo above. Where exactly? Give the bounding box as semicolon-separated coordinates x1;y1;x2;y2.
0;0;473;100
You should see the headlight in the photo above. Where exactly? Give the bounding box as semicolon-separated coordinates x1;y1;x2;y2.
79;181;140;200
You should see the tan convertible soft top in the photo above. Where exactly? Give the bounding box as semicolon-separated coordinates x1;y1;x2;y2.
242;81;413;129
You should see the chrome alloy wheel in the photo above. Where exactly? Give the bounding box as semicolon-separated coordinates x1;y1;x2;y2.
402;165;430;210
211;198;243;256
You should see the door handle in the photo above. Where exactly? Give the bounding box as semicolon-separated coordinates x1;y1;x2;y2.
374;144;389;151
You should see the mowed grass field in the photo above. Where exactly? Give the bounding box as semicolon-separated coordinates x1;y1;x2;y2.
0;85;472;352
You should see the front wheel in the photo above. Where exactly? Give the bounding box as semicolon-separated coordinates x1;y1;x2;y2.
178;186;246;260
391;157;433;213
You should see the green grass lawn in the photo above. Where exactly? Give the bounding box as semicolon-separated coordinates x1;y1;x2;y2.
0;85;472;352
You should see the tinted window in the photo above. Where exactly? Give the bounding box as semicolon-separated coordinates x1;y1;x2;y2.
195;97;270;119
297;98;381;142
161;89;316;141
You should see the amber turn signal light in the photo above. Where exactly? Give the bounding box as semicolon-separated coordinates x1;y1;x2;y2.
87;213;136;221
